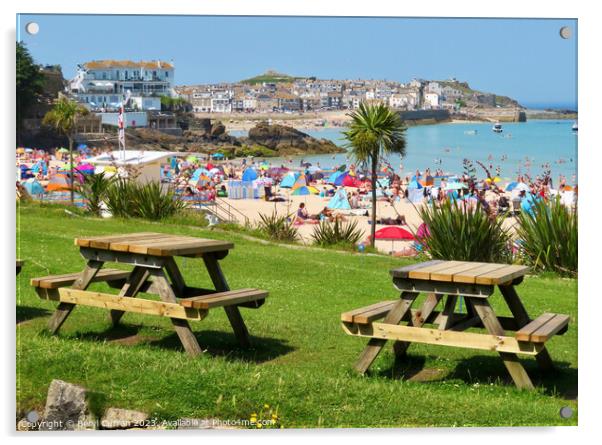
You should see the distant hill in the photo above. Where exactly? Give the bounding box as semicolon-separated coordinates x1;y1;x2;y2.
436;80;521;108
241;70;309;85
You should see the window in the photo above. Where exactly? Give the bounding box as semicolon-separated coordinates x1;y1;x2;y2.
125;70;128;80
165;71;169;78
102;72;106;80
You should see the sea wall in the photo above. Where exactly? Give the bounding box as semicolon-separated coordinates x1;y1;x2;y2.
397;109;451;125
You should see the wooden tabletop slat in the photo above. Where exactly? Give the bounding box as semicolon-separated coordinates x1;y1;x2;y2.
76;232;157;249
75;232;233;257
452;263;510;284
390;260;444;278
429;262;488;282
115;236;203;254
408;261;465;280
474;264;530;285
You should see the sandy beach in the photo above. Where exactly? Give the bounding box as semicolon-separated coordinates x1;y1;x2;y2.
219;185;519;255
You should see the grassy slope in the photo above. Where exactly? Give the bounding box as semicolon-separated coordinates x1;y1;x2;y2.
16;204;577;427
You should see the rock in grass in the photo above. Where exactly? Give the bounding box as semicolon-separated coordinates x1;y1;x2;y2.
39;379;96;431
101;408;149;429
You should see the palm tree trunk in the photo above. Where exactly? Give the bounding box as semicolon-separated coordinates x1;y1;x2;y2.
370;155;378;248
68;135;74;205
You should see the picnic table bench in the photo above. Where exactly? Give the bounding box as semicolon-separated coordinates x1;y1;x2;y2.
341;260;570;389
30;232;268;356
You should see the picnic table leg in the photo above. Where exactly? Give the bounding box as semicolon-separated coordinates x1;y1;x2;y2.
149;269;203;356
437;295;458;330
164;257;187;295
393;293;442;358
109;266;150;326
203;253;251;348
355;291;418;374
47;260;104;335
469;298;534;389
499;284;555;372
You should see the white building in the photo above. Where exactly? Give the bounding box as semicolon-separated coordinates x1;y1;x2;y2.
424;92;440;109
86;150;181;185
68;60;175;110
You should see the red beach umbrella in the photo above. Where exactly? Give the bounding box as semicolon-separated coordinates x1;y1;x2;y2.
374;226;415;253
375;226;415;240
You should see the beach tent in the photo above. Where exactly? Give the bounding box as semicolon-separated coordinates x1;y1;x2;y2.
212;152;225;159
327;170;344;185
407;179;425;203
291;186;319;196
191;168;210;183
76;163;95;175
505;181;519;192
279;172;299;188
242;168;258;182
307;165;321;174
46;173;72;192
342;174;362;188
23;178;45;196
327;189;351;210
291;173;308;190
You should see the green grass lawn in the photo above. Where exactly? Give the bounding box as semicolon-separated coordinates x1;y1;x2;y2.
16;203;578;428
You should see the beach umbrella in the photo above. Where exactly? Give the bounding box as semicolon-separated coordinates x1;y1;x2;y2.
407;179;423;189
291;173;308;189
209;167;221;176
24;148;34;153
76;163;95;174
307;165;321;174
211;152;225;159
291;186;319;196
191;168;210;183
416;223;430;240
57;147;69;153
485;176;502;184
505;181;519;192
242;168;258;182
268;167;289;177
16;148;25;154
186;155;199;163
374;226;415;252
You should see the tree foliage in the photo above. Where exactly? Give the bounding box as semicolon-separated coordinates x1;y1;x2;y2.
16;42;45;138
343;102;407;247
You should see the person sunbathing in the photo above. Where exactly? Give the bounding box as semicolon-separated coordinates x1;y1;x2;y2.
375;215;407;225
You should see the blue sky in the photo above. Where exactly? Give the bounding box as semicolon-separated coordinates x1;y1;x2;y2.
17;14;577;108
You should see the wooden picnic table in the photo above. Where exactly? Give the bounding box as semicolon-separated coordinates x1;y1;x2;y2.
31;232;268;356
341;260;570;389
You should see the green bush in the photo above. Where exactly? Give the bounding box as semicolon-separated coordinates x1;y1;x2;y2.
311;219;364;248
105;178;185;221
76;171;115;216
256;212;299;242
515;198;577;277
418;199;511;262
235;145;278;158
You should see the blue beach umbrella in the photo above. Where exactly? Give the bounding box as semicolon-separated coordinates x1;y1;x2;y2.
191;168;210;182
212;152;225;159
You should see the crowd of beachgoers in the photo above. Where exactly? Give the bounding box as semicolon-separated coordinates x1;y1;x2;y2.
16;146;577;254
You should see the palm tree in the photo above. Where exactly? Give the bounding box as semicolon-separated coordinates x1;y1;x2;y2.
43;96;89;204
343;102;407;248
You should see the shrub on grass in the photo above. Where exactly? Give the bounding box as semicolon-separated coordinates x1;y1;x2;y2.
515;197;577;277
257;212;299;242
311;219;364;248
76;171;115;216
105;178;185;221
418;199;511;262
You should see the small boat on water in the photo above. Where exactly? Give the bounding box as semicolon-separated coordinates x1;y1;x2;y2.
572;121;578;132
492;123;503;133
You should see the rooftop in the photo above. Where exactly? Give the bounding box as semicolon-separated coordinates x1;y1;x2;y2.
83;60;174;70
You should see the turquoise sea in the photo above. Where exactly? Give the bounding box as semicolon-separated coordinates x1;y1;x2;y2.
233;119;578;183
